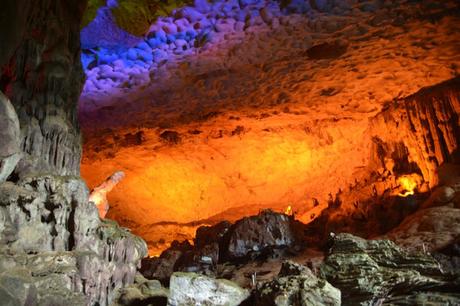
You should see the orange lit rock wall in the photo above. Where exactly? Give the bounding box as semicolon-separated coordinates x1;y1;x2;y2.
368;77;460;187
81;117;370;225
79;1;460;254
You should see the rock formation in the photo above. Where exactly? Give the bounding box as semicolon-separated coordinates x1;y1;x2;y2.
0;1;148;305
0;93;21;182
140;210;307;283
1;0;85;177
379;165;460;255
321;233;460;306
168;272;249;306
255;261;341;306
368;77;460;188
111;273;168;306
89;170;126;218
1;0;459;305
0;175;147;305
303;78;460;245
226;210;299;259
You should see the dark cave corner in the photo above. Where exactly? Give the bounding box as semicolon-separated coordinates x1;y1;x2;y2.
1;0;460;305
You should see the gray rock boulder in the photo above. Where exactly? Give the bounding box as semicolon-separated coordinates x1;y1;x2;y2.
0;92;21;182
256;261;341;306
321;233;459;306
225;210;299;259
112;273;169;306
384;206;460;253
168;272;249;306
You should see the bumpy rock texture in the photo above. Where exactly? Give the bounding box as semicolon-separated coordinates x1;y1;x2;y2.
0;92;21;182
0;1;148;305
255;261;341;306
368;77;460;188
303;78;460;246
226;210;298;259
321;233;460;306
0;176;147;305
168;272;249;306
1;0;85;177
111;273;168;306
141;211;306;283
81;0;192;48
385;205;460;253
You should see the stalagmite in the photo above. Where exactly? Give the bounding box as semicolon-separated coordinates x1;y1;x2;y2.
89;171;126;218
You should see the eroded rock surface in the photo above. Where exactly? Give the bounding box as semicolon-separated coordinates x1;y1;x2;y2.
1;0;85;177
255;261;341;306
0;176;147;305
0;92;21;182
141;240;193;285
225;210;304;260
111;273;169;306
384;205;460;253
321;233;460;306
141;210;306;283
168;272;249;306
368;77;460;188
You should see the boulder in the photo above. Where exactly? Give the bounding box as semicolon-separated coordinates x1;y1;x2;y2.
112;273;169;306
225;210;299;259
195;221;231;248
174;243;219;275
140;240;193;284
0;92;21;182
255;261;341;306
321;233;459;306
432;236;460;277
168;272;249;306
428;185;456;205
384;206;460;252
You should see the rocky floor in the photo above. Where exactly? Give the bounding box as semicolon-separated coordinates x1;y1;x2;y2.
120;182;460;305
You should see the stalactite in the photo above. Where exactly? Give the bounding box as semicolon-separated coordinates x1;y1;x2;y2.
368;77;460;188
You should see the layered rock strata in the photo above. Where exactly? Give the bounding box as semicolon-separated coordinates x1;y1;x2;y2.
321;233;460;306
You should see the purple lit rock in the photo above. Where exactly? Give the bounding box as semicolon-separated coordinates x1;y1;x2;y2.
81;7;141;49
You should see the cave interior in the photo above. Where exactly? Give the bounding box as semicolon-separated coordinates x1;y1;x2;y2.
0;0;459;305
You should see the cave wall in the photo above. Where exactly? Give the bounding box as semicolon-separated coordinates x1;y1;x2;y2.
0;2;149;305
0;0;87;176
368;77;460;188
